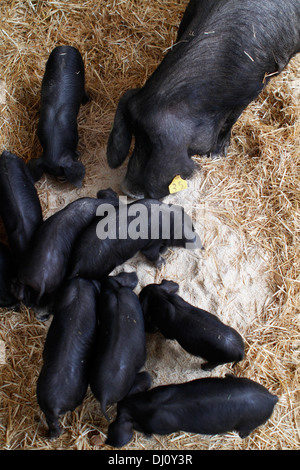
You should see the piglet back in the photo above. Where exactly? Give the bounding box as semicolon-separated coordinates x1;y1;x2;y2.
0;150;43;257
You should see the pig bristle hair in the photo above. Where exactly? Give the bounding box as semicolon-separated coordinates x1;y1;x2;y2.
0;0;299;451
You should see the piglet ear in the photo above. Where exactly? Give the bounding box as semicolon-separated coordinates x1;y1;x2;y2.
96;188;118;200
61;155;85;188
112;271;139;290
159;279;179;294
27;157;45;182
107;88;140;169
106;418;133;448
127;371;152;396
138;288;158;333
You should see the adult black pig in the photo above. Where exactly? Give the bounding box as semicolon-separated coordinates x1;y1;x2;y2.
107;0;300;199
89;272;148;419
13;189;118;302
37;278;99;438
139;280;244;370
0;150;43;258
68;198;201;281
106;374;278;447
28;45;89;187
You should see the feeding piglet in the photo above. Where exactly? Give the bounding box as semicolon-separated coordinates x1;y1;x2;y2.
107;0;300;199
89;272;149;419
139;280;244;370
106;374;278;447
68;198;201;281
37;277;99;439
28;45;89;187
0;150;43;258
13;189;118;304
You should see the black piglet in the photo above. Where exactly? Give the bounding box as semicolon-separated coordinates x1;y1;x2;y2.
139;279;245;370
107;375;278;447
28;45;89;187
37;277;100;439
89;272;148;419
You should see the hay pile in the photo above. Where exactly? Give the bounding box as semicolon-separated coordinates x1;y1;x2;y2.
0;0;299;450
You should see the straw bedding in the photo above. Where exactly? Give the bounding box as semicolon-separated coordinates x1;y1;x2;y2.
0;0;299;450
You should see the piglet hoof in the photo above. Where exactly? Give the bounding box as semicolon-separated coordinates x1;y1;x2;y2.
209;152;222;160
238;429;252;439
36;312;51;322
154;256;166;269
210;144;228;160
201;361;218;371
82;92;90;105
56;175;68;183
33;306;51;322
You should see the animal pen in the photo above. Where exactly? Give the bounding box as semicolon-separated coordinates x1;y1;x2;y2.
0;0;299;450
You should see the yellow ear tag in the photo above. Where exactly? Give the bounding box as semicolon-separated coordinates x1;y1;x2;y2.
168;175;188;194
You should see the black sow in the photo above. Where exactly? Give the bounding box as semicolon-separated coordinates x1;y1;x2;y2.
107;0;300;199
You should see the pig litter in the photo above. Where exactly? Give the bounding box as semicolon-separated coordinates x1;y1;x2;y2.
0;0;299;451
38;148;273;388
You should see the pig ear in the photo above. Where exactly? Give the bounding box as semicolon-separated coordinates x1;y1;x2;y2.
159;279;179;294
61;155;85;188
106;418;133;448
127;371;152;396
139;286;159;332
112;271;138;290
27;157;45;182
144;144;195;199
96;188;118;200
106;88;140;169
90;279;101;294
